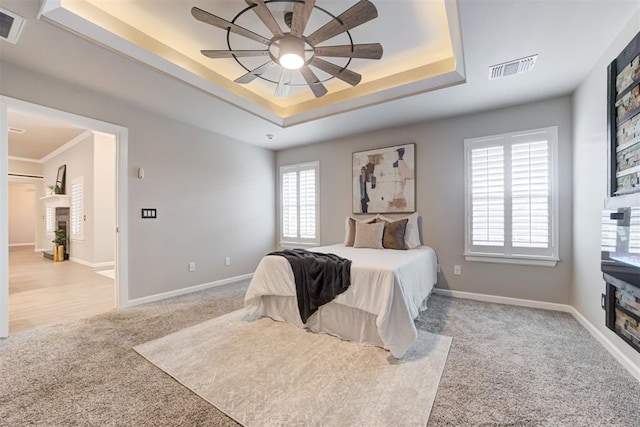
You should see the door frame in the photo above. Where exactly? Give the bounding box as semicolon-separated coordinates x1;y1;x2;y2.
0;96;129;337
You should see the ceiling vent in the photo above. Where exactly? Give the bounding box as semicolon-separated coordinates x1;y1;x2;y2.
489;55;538;80
8;127;25;134
0;7;26;45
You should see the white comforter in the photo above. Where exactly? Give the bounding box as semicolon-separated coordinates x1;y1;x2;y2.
244;244;438;357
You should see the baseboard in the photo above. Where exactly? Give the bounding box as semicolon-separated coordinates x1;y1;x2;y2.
569;307;640;382
8;243;35;247
69;257;114;268
127;273;254;307
433;288;573;313
34;248;46;253
434;288;640;382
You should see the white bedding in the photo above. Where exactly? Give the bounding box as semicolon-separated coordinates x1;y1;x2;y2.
244;244;438;357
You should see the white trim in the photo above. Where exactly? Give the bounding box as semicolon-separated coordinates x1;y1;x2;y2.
433;288;640;382
433;288;572;312
0;95;129;338
69;257;114;268
569;306;640;382
8;156;42;164
40;129;93;163
8;243;36;247
463;253;559;267
34;247;46;252
126;273;253;307
0;102;8;338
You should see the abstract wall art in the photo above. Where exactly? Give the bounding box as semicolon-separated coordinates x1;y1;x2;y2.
352;143;416;214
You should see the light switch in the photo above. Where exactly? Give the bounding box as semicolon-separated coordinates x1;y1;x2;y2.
141;208;157;219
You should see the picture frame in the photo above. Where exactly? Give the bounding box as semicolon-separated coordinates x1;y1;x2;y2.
352;143;416;214
56;164;66;195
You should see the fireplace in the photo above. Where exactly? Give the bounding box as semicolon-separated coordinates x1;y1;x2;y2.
43;207;70;261
601;207;640;353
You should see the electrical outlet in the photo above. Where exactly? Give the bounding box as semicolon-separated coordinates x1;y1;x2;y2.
454;265;461;275
225;257;231;266
188;262;196;272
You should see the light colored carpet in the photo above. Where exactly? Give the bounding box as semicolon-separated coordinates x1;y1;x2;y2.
2;281;639;426
95;269;115;279
134;309;452;427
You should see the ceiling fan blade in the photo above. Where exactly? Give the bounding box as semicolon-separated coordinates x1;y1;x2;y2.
314;43;383;60
201;50;270;59
291;0;315;37
245;0;284;37
274;69;292;97
306;0;378;46
300;66;328;98
234;61;277;84
311;58;361;86
191;7;271;46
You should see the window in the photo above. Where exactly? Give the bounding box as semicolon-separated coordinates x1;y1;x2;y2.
280;162;319;246
45;206;54;234
70;177;84;240
464;126;558;266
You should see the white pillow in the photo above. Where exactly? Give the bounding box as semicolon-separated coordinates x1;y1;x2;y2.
378;212;421;249
353;221;385;249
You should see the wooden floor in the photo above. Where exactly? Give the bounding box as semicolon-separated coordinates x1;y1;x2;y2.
8;245;115;334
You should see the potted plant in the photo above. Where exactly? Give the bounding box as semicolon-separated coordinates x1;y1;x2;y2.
47;184;62;195
52;229;67;262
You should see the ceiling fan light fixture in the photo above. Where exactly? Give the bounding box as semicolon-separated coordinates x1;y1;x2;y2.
278;35;305;70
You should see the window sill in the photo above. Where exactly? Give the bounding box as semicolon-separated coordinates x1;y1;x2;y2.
279;241;319;249
464;253;559;267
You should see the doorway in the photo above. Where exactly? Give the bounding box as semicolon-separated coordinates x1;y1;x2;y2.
0;96;129;337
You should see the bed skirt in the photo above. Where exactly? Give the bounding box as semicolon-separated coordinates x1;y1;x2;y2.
260;295;386;348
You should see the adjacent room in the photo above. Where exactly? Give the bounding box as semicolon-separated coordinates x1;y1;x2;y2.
1;0;639;426
7;111;117;334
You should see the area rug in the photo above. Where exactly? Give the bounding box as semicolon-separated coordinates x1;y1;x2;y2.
134;309;452;427
94;269;114;279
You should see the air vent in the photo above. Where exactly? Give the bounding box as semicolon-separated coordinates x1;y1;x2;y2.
8;127;25;134
489;55;538;80
0;7;25;45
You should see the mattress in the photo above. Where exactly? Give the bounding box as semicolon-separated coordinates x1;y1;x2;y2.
244;244;438;358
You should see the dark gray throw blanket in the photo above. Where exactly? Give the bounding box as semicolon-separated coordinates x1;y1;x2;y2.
268;249;352;324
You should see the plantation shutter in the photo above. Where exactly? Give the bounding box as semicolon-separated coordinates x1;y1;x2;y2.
71;178;83;239
280;162;319;244
511;141;549;248
465;127;558;265
470;146;504;246
281;170;298;239
298;168;316;239
45;207;54;233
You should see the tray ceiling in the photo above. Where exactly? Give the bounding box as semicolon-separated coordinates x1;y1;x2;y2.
39;0;465;126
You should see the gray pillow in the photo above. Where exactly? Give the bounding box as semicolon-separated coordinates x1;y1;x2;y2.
353;221;385;249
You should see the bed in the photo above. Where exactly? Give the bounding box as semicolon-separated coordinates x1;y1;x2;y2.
244;244;438;358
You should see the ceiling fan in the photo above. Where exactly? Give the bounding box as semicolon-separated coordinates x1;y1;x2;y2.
191;0;383;98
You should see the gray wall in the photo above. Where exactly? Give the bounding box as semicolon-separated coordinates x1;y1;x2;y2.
93;132;116;264
8;182;35;245
43;133;95;260
8;159;42;176
1;62;276;300
277;96;573;303
572;10;640;368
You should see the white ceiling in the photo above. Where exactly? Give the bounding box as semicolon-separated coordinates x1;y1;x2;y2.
8;111;87;160
1;0;639;150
